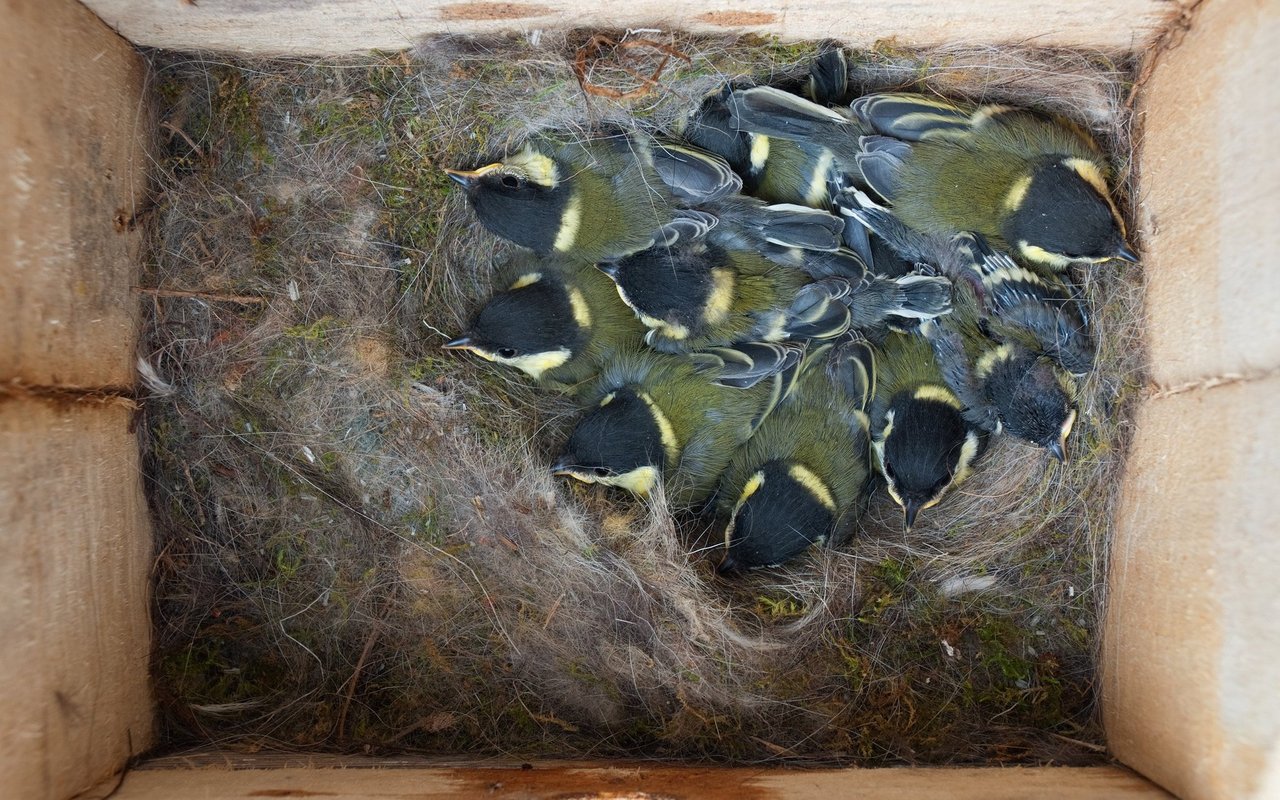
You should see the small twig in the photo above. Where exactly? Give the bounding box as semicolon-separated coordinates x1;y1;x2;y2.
336;625;381;741
1048;731;1108;753
136;287;267;304
160;120;204;159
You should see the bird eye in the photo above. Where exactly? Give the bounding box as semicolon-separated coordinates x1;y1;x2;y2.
496;347;518;358
593;466;611;478
500;174;520;189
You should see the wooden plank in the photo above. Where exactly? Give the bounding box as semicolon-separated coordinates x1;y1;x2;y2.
1103;377;1280;800
0;398;154;800
1135;0;1280;389
0;0;151;388
110;761;1169;799
80;0;1178;56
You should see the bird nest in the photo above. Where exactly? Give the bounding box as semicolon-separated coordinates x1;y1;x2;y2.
142;31;1144;764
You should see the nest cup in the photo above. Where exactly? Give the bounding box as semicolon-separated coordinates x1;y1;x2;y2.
142;33;1145;764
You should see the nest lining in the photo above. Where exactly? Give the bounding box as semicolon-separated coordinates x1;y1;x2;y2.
141;31;1144;764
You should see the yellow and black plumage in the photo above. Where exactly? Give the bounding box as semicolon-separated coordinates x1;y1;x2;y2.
445;131;740;262
551;347;796;509
870;328;987;530
713;337;875;572
442;254;647;390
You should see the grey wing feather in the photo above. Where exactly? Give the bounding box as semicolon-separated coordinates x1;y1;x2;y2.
855;135;910;201
652;209;719;247
835;189;943;266
728;86;851;143
691;341;804;389
650;139;743;203
851;93;974;141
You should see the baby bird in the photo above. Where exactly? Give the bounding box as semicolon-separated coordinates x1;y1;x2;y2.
443;254;647;390
870;327;988;530
446;132;740;262
730;88;1136;271
714;337;876;572
552;347;795;509
597;202;951;354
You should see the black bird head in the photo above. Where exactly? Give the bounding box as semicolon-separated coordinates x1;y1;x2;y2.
875;387;983;530
718;459;835;572
552;388;672;497
444;272;588;380
981;349;1077;460
445;146;573;255
1004;157;1136;268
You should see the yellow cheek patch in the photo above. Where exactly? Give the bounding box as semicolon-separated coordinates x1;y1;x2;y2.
788;464;837;511
1062;157;1109;196
598;391;617;406
553;192;582;253
1062;157;1126;237
749;134;771;171
506;147;560;188
1003;174;1033;212
913;384;962;408
704;268;736;325
1018;242;1072;270
567;287;593;328
725;470;766;548
805;150;836;206
974;344;1014;380
1059;407;1078;447
508;271;542;290
637;392;681;465
639;313;690;341
951;431;982;487
501;349;571;379
608;465;660;497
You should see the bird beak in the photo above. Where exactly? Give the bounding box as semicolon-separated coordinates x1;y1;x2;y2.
443;163;501;188
903;500;922;532
715;551;742;576
1113;244;1139;263
1046;438;1067;463
441;336;475;352
597;261;621;280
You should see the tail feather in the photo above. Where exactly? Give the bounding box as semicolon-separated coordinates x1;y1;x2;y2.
806;48;849;105
843;273;952;330
827;336;876;411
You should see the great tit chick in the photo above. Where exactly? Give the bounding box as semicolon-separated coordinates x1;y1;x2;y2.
850;93;1136;271
840;196;1096;377
446;132;741;262
681;85;850;209
715;338;875;572
871;329;987;530
598;203;950;354
552;348;793;509
443;255;647;389
729;88;1136;271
